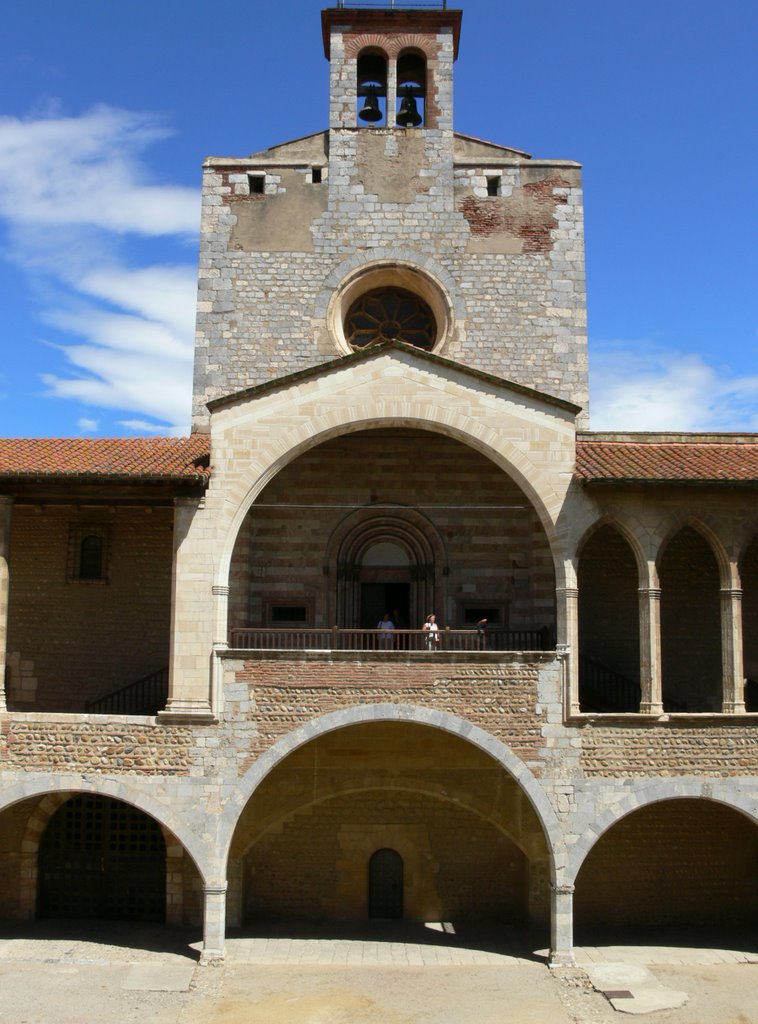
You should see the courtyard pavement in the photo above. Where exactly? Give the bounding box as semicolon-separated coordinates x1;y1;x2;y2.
0;921;755;1023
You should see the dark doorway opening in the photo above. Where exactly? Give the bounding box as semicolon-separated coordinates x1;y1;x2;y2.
360;582;410;630
368;847;404;920
38;794;166;922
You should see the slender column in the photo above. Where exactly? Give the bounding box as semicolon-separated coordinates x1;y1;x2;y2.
549;883;575;968
556;585;579;716
0;496;13;713
638;587;663;714
200;882;227;964
386;57;397;128
721;586;745;713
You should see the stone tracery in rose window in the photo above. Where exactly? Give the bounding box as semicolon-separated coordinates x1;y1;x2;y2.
344;287;436;350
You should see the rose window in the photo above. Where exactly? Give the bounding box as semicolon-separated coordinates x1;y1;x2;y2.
344;287;436;350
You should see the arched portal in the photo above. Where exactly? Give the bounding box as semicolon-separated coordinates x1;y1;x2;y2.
227;427;556;641
574;798;758;937
227;721;550;932
38;794;166;922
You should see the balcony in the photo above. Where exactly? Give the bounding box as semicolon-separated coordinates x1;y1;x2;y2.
229;626;553;653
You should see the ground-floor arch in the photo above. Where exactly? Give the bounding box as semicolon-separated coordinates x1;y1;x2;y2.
0;788;205;928
573;797;758;936
226;719;554;937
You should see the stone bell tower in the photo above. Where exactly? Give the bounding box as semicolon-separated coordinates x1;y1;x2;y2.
192;4;588;430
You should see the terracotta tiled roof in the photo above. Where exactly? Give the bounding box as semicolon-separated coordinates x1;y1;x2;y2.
576;434;758;483
0;436;211;481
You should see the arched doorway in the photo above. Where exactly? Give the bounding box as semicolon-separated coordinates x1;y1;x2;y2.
38;794;166;921
368;848;404;919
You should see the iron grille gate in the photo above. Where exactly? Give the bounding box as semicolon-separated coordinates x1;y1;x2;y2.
38;795;166;922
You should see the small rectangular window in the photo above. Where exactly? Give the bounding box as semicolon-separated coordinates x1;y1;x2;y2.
67;524;111;583
463;607;502;625
271;605;307;623
486;175;501;197
248;173;265;195
311;167;323;184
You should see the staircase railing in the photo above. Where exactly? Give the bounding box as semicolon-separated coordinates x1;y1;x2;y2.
579;656;641;712
85;666;168;716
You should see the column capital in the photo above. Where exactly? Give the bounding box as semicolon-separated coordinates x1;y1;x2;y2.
550;883;575;895
720;587;743;599
212;585;230;597
638;586;661;600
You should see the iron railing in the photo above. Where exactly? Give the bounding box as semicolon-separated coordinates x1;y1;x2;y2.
85;666;168;716
229;626;552;653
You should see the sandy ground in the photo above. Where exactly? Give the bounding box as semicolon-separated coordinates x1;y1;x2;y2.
0;923;756;1024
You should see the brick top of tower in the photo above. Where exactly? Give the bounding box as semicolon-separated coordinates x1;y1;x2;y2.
321;6;463;59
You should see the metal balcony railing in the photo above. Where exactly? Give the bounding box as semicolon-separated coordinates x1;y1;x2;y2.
229;626;552;653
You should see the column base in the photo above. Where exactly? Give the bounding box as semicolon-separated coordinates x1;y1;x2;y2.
158;698;217;725
199;949;226;966
549;950;577;968
722;700;746;715
640;701;664;715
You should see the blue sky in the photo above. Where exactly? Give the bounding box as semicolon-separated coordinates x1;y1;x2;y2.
0;0;755;437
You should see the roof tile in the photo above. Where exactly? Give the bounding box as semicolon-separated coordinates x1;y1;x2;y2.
0;437;211;481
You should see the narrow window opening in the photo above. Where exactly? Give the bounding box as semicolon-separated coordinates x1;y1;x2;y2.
79;534;103;581
486;175;501;197
357;51;387;126
270;605;308;624
311;167;323;184
248;173;265;195
397;51;426;127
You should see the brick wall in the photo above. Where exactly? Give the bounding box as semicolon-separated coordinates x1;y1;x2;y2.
6;506;173;711
579;723;758;776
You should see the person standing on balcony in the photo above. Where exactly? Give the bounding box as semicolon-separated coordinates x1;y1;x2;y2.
423;613;440;651
378;612;395;649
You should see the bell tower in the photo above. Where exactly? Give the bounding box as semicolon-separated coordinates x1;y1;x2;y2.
321;4;461;130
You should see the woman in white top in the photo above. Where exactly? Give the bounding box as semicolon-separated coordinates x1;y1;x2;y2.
422;613;440;651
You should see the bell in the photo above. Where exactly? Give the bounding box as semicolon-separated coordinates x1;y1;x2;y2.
396;88;422;128
358;86;382;123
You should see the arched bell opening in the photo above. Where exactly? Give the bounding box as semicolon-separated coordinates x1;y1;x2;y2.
357;50;387;126
396;50;426;127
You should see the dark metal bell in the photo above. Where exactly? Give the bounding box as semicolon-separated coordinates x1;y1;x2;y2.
358;86;382;123
396;88;422;128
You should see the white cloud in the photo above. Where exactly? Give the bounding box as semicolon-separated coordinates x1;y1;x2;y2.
590;342;758;432
0;106;198;235
0;106;200;434
77;417;99;433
